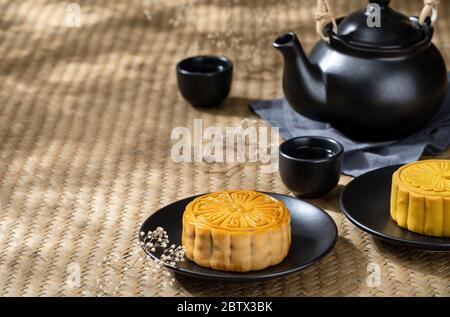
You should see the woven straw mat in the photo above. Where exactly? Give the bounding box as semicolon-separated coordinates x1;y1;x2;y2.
0;0;449;296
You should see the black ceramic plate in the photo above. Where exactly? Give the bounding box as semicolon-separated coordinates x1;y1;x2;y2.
341;165;450;251
139;192;337;281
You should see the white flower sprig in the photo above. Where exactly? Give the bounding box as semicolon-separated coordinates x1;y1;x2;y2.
91;227;185;296
139;227;186;268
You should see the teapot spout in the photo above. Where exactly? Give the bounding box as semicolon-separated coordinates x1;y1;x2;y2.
273;33;327;121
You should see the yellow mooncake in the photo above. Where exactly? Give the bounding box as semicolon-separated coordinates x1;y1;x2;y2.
182;190;291;272
391;160;450;237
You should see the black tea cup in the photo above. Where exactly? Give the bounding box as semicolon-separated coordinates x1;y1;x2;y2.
279;136;344;199
176;55;233;108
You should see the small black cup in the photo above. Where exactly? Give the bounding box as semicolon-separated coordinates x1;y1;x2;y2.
279;136;344;199
176;55;233;108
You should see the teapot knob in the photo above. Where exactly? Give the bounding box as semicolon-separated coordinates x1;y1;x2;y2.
369;0;390;7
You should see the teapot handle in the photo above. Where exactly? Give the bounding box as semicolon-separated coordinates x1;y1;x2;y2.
419;0;439;26
316;0;440;43
315;0;337;43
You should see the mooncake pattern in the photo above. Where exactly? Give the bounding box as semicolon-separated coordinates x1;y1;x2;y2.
182;190;291;272
391;160;450;237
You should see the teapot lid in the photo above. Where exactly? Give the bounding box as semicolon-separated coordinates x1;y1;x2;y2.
336;0;428;49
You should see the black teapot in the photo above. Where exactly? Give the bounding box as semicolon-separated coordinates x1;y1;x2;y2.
274;0;448;141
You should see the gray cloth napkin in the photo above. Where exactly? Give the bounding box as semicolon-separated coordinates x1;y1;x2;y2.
250;74;450;177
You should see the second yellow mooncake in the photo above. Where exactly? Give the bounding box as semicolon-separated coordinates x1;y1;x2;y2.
391;160;450;237
182;190;291;272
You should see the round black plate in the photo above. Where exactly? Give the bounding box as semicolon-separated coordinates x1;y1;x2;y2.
139;192;338;281
341;165;450;251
